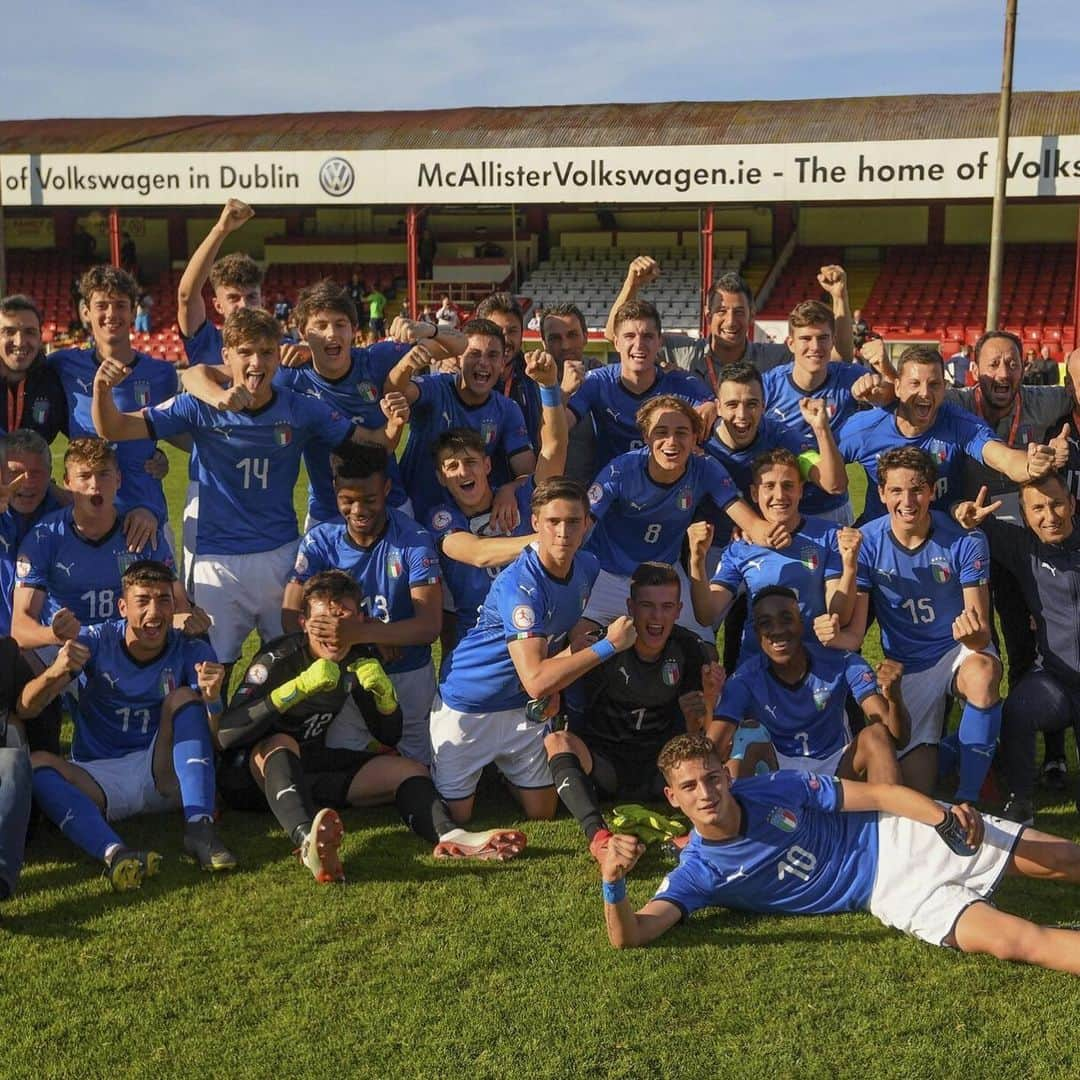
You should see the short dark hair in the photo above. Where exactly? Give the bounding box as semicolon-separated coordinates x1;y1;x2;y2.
301;569;363;617
657;732;721;781
876;447;938;488
541;303;588;341
706;271;753;312
209;253;264;291
334;443;389;484
121;559;177;592
79;265;139;307
751;585;799;609
530;477;588;514
0;294;43;326
475;292;523;329
788;300;835;333
1018;471;1070;500
750;448;802;484
717;361;764;394
613;299;662;335
974;330;1022;364
433;428;487;464
295;279;358;331
630;561;681;599
222;308;280;349
896;344;945;379
461;317;506;350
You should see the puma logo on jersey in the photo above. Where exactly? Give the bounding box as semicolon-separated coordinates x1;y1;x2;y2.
1039;561;1058;577
725;866;747;883
556;778;571;795
75;377;93;394
763;704;778;719
59;809;75;830
0;536;9;553
55;561;75;576
745;558;766;572
620;666;631;685
186;756;211;767
276;785;298;799
770;407;786;419
101;672;119;689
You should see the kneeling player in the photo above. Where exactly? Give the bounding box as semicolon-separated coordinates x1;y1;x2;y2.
544;562;724;859
599;734;1080;975
218;571;524;882
710;587;908;782
30;561;233;890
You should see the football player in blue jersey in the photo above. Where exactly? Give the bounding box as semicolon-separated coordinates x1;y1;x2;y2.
427;347;567;648
431;478;636;824
567;299;712;473
12;439;186;661
838;344;1062;522
218;571;524;881
710;587;908;782
385;318;535;519
580;395;785;642
687;448;863;663
848;448;1001;802
47;265;174;552
283;445;443;764
92;308;384;678
762;300;884;524
597;733;1080;973
29;560;235;889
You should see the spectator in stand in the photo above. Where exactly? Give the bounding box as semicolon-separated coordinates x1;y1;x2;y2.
527;309;542;332
365;287;388;339
273;295;293;332
852;308;871;352
1024;344;1060;387
947;343;972;388
347;273;367;328
420;304;438;327
134;293;153;335
436;297;460;332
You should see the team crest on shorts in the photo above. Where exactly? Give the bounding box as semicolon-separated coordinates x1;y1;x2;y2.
131;381;151;408
431;510;453;531
356;381;378;403
676;488;693;511
800;547;820;571
274;423;292;447
930;559;951;583
812;685;831;711
767;807;798;833
159;668;176;696
512;604;536;630
387;551;404;578
480;421;497;446
31;398;50;424
661;659;681;686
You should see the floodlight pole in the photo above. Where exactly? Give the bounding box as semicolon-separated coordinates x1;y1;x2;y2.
986;0;1018;331
406;206;419;318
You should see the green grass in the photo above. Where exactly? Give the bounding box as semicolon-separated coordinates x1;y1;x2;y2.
2;453;1079;1079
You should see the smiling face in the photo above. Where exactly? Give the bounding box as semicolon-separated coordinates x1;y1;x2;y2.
436;447;492;512
752;592;803;666
484;311;523;357
213;283;262;318
0;308;42;377
336;472;390;539
663;752;734;831
460;334;507;397
787;321;833;380
301;307;355;369
627;581;681;654
896;361;946;431
84;290;133;348
645;409;695;476
717;378;763;446
542;312;586;366
977;337;1023;411
751;462;802;526
880;465;933;532
3;449;50;515
119;582;175;650
223;335;279;407
1020;476;1075;544
615;318;662;376
708;289;751;351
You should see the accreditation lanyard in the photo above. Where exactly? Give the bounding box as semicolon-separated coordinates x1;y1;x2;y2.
6;380;25;433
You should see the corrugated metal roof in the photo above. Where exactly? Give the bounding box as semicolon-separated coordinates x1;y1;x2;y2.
2;92;1079;155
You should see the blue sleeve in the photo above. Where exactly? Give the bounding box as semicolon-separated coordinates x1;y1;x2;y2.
496;573;549;643
404;528;442;587
146;532;178;573
586;460;620;522
956;529;990;587
412;374;443;415
679;373;713;405
15;523;51;591
715;668;755;722
651;856;717;918
567;372;598;420
822;526;843;581
497;398;532;460
290;531;331;584
77;623;103;665
298;396;354;450
514;478;535;528
427;504;471;546
761;368;783;407
143;394;198;441
366;341;411;386
710;544;743;593
944;407;1000;462
855;538;874;592
181;637;218;686
181;321;223;367
701;457;737;512
843;652;879;704
770;769;843;814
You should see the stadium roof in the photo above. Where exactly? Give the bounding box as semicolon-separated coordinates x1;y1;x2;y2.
3;92;1080;154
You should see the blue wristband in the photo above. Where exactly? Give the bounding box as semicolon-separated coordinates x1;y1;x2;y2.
539;384;561;407
590;638;617;662
602;878;627;904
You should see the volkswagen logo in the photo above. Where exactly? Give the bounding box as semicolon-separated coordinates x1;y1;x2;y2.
319;157;355;197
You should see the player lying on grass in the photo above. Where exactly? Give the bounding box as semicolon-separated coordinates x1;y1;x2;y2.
709;587;908;782
217;570;523;882
599;733;1080;974
544;561;724;861
30;560;234;890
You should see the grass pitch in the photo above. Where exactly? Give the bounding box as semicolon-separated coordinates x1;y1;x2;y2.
2;451;1078;1080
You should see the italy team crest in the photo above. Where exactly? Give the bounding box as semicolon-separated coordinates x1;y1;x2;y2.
928;440;948;464
159;668;176;696
768;807;798;833
812;685;830;711
116;551;140;574
356;381;378;403
132;381;151;408
676;488;693;511
480;421;497;446
661;659;681;686
31;399;50;424
273;424;292;446
387;551;404;578
931;559;952;583
800;547;820;571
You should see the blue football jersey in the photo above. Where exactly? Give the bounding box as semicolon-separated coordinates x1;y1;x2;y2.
0;490;64;636
181;321;223;368
652;771;878;918
274;342;411;522
856;510;990;673
838;402;999;521
289;510;441;675
16;507;175;628
439;544;600;713
699;417;809;546
427;480;534;636
717;644;878;759
568;365;712;471
47;347;177;523
71;619;215;761
762;362;870;514
586;448;738;575
145;388;353;555
398;374;531;516
712;516;843;660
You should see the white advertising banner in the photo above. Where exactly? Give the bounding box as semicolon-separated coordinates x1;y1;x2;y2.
2;136;1080;207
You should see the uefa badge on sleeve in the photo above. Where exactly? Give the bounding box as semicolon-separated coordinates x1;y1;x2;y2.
512;605;536;631
432;510;452;532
